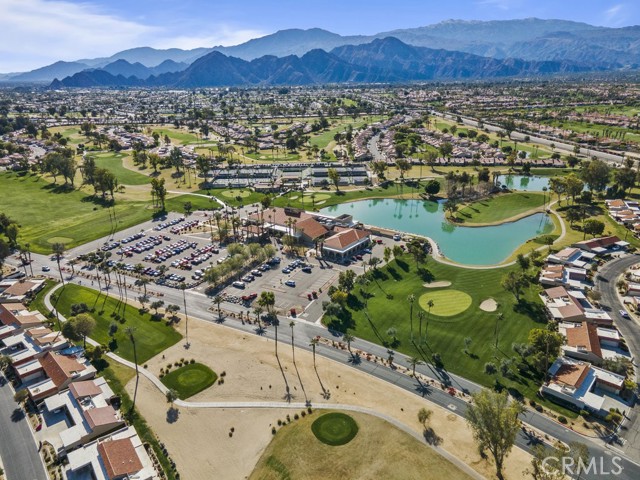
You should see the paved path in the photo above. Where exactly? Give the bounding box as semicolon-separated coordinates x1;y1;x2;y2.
0;375;47;480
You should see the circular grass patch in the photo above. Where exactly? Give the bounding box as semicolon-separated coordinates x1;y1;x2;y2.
311;412;359;446
220;189;251;199
46;237;73;244
160;363;217;399
419;289;472;317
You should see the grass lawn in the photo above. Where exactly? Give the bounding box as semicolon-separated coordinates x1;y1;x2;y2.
453;192;546;225
244;151;301;162
2;163;214;250
250;410;474;480
324;255;577;417
87;152;150;185
418;290;472;317
0;172;153;253
164;194;221;214
160;363;217;399
311;412;359;446
195;188;264;207
27;279;58;317
53;284;182;363
152;127;200;145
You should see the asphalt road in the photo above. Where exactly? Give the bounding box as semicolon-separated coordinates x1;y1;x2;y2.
596;254;640;464
0;375;47;480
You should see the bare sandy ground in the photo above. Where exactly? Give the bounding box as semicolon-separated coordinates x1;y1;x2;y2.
127;318;532;480
480;298;498;312
424;281;452;288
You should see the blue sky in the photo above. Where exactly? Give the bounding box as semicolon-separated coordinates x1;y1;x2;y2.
1;0;639;72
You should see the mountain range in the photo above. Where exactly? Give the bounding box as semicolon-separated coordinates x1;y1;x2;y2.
5;18;640;84
49;37;599;88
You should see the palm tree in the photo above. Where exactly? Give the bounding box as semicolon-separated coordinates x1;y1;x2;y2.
253;305;264;330
407;294;416;341
408;357;424;377
309;337;319;369
417;311;426;345
213;295;223;321
180;283;189;346
52;242;65;284
425;299;434;343
343;331;355;355
125;327;139;413
289;321;296;362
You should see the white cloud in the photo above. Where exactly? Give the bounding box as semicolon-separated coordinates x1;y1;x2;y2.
0;0;268;73
0;0;157;71
604;3;626;26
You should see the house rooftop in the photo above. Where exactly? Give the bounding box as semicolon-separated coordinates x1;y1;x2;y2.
97;438;144;480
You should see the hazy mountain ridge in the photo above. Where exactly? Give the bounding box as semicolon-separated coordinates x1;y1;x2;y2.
11;18;640;82
50;37;599;88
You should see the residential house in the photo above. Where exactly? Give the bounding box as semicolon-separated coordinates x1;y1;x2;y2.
20;351;97;402
65;426;157;480
43;377;124;455
541;357;627;416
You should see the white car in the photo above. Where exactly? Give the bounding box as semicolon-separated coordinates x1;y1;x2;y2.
619;309;630;318
42;266;51;272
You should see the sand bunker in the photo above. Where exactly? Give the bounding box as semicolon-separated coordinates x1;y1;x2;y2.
423;281;452;288
480;298;498;312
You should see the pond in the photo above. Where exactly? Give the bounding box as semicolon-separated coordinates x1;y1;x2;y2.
497;175;550;192
321;199;554;265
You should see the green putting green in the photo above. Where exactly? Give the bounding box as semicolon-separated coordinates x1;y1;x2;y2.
311;412;359;446
160;363;217;399
304;193;330;202
419;289;472;317
220;189;251;199
46;236;73;244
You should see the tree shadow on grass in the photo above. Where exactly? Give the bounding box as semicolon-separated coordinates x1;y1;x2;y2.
513;299;548;323
387;267;402;281
346;294;365;311
396;259;409;272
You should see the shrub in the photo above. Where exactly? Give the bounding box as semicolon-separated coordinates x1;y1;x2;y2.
558;416;568;424
535;405;543;413
294;413;299;420
272;427;276;435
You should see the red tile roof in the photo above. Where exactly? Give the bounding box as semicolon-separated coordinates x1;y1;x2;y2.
566;323;603;359
98;438;143;480
69;380;102;400
84;406;120;429
39;352;87;388
295;217;328;240
323;229;370;251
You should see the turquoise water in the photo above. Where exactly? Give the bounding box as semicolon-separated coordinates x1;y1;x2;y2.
321;199;554;265
497;175;550;191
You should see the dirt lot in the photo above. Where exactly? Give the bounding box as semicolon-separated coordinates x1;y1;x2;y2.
127;317;532;480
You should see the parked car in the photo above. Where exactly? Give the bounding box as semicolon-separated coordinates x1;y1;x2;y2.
302;267;312;273
232;281;246;289
284;280;296;287
41;265;51;272
619;309;630;318
393;234;401;241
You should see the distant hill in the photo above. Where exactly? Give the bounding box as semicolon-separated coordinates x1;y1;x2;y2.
14;18;640;82
100;59;188;79
10;61;91;83
211;28;369;60
50;37;599;88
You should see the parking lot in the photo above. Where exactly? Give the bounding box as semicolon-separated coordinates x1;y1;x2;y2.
90;215;228;289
